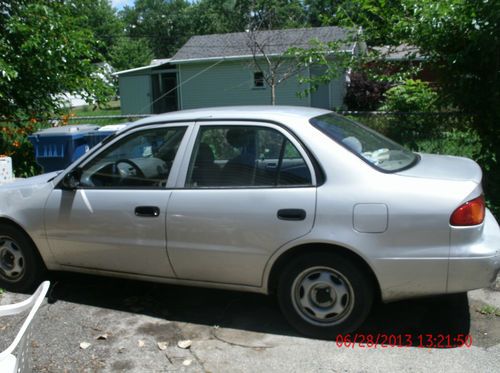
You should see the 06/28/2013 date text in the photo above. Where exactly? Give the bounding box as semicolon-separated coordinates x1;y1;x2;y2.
335;334;473;348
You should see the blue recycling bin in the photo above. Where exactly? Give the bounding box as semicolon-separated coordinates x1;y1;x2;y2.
84;123;133;148
28;124;99;172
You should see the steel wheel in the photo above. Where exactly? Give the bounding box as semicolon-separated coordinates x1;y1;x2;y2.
291;266;354;326
0;224;46;292
277;252;374;339
0;236;25;281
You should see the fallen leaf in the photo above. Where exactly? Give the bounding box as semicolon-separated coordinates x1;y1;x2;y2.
177;340;192;349
138;340;145;348
182;359;192;366
157;341;168;351
96;334;108;340
79;342;91;350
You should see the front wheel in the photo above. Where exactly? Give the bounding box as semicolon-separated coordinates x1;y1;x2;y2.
0;224;45;293
277;252;373;339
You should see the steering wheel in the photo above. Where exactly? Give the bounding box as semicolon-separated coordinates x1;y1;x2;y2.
115;159;146;180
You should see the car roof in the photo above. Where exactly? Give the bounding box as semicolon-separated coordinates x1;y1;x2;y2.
129;106;331;130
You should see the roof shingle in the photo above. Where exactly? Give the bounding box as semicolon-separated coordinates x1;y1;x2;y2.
171;26;355;63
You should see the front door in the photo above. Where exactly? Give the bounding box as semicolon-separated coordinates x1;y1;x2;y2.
44;125;190;277
166;123;317;286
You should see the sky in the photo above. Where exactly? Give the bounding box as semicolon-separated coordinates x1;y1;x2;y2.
111;0;135;10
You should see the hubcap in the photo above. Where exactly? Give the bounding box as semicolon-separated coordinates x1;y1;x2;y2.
291;267;354;326
0;237;25;281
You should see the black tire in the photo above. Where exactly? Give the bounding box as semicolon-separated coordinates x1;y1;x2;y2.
277;252;373;339
0;224;46;293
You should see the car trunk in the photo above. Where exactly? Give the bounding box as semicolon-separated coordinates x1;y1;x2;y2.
397;153;482;184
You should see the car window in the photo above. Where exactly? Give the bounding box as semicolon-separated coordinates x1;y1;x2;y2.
79;126;187;188
186;125;312;188
310;113;418;172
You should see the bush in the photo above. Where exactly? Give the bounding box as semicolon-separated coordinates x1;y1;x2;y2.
344;72;392;111
378;80;440;146
0;122;44;178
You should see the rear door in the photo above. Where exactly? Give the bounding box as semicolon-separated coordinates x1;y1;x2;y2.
166;122;317;286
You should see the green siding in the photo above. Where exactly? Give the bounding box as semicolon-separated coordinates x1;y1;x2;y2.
329;74;346;110
178;61;311;109
119;75;152;115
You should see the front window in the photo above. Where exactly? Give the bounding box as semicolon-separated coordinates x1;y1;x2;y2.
310;113;418;172
79;126;187;188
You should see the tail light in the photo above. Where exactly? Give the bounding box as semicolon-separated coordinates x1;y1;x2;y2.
450;195;485;226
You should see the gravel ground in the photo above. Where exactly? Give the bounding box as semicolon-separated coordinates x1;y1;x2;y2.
1;273;499;372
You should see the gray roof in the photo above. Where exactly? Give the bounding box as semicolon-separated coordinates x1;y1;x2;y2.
171;26;356;63
372;44;425;61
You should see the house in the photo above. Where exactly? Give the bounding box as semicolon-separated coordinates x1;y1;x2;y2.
115;27;361;115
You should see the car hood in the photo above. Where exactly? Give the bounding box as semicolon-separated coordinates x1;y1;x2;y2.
0;171;60;191
397;153;482;184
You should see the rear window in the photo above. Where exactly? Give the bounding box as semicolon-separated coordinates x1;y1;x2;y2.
310;113;418;172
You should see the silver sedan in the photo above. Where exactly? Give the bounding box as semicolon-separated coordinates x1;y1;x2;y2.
1;106;499;339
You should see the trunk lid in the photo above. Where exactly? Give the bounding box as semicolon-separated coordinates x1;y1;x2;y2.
397;153;482;184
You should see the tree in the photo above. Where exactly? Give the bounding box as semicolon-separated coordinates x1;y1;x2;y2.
109;37;155;71
244;0;346;105
305;0;405;45
120;0;193;58
187;0;249;35
0;1;113;120
246;0;308;29
397;0;500;213
69;0;124;60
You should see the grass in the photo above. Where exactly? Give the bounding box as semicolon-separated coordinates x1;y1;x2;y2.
476;304;500;316
71;100;122;117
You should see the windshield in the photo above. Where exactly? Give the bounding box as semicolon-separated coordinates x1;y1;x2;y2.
310;113;418;172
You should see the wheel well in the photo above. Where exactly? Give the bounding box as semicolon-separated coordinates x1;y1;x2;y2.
0;218;46;267
267;243;381;300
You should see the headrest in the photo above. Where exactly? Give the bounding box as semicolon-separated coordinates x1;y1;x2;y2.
226;128;251;148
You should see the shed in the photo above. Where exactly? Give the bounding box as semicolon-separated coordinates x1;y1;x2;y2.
171;26;359;111
114;59;178;115
116;27;360;114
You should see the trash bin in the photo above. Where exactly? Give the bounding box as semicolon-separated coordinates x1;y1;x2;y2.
28;124;99;172
84;123;132;148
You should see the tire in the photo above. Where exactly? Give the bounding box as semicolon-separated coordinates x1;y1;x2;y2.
0;224;46;293
277;252;373;339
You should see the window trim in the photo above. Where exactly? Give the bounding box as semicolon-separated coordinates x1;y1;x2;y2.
176;121;317;189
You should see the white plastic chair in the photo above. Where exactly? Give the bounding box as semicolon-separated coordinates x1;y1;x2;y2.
0;281;50;373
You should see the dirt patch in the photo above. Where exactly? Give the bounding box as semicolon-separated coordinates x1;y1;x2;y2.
469;299;500;348
136;321;184;344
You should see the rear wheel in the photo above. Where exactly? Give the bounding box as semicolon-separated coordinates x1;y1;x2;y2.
277;252;373;339
0;224;45;293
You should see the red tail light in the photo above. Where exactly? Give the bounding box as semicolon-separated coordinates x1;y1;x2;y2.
450;195;485;226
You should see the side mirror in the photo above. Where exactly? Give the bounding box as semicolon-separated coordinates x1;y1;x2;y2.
60;168;81;190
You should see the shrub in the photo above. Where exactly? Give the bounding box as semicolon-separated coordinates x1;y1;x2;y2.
378;80;440;146
0;122;44;178
344;72;392;111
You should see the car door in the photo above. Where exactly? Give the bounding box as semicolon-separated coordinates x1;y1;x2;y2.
44;123;192;277
166;122;317;286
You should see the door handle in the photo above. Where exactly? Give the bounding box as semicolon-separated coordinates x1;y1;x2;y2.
277;209;306;221
135;206;160;217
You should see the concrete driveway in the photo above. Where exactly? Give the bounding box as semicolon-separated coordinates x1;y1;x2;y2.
1;273;499;372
